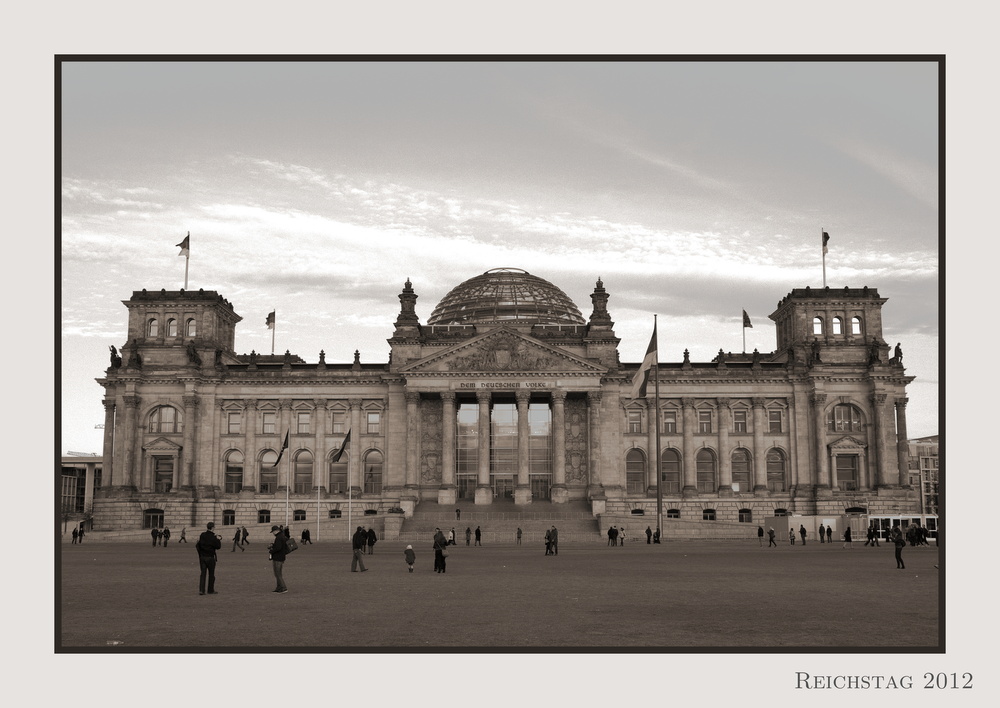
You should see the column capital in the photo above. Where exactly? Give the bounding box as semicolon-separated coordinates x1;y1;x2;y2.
405;391;421;404
810;393;827;407
313;398;328;410
244;398;258;410
182;395;199;410
515;389;531;404
751;396;767;408
476;390;492;404
681;396;696;409
587;391;602;405
123;395;141;409
103;398;116;411
348;398;363;410
716;397;731;409
279;398;293;410
895;396;909;409
551;390;567;404
871;393;888;406
440;391;456;403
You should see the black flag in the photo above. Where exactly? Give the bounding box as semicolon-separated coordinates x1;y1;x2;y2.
271;431;289;467
331;430;351;463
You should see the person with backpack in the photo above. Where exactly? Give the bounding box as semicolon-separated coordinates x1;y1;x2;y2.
269;525;290;592
351;526;368;572
196;522;222;595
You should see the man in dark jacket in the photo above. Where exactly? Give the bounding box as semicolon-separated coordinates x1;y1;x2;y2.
269;525;289;593
366;527;377;554
351;527;368;571
196;522;222;595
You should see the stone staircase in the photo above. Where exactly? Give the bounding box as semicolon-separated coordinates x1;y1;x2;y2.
397;500;603;545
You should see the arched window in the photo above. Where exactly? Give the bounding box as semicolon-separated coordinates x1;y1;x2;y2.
257;509;271;524
224;450;243;494
851;316;862;335
186;318;197;337
731;448;752;492
222;509;236;525
148;405;182;434
147;318;159;337
625;449;646;494
259;450;278;493
363;450;383;494
666;508;680;519
294;450;313;493
293;509;307;522
738;508;753;523
660;448;681;494
829;404;864;432
142;508;164;529
766;449;787;492
832;316;843;335
702;508;717;521
166;318;178;337
328;450;348;494
773;507;789;517
812;316;823;335
696;449;716;493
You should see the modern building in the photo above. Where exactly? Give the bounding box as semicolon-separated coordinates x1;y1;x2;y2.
91;268;921;535
908;434;940;517
61;454;103;532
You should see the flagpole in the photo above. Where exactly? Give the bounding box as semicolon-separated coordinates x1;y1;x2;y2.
184;252;189;290
822;227;827;287
653;314;663;541
271;312;276;356
742;314;746;354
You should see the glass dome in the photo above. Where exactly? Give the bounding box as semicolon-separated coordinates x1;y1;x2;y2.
427;268;586;326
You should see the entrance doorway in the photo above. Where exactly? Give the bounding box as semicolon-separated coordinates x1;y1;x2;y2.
493;477;514;500
530;476;550;500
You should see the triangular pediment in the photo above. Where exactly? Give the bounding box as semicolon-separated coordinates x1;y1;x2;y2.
143;436;183;453
829;435;867;451
400;327;606;374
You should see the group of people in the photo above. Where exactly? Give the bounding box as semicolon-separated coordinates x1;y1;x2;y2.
150;527;171;546
753;521;921;570
70;525;86;543
543;526;559;555
606;526;627;546
231;526;250;551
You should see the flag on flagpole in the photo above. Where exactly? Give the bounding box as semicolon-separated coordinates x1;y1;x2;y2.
176;233;190;257
629;322;658;399
822;231;830;255
742;310;753;328
271;431;289;467
330;430;351;463
266;311;275;329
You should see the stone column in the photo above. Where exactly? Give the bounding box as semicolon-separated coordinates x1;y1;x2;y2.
278;399;292;492
810;393;829;490
586;391;605;498
717;398;732;495
123;395;140;489
894;397;910;488
475;391;492;504
349;399;362;495
871;393;889;489
645;397;658;494
438;392;457;505
515;390;532;505
405;391;420;490
101;398;116;487
243;399;257;492
313;399;327;492
752;397;768;494
681;398;697;496
550;391;568;503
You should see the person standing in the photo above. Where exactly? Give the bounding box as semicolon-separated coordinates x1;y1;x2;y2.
151;527;159;547
269;525;290;592
474;526;482;546
843;526;853;549
619;527;626;546
799;525;807;545
544;528;552;555
178;527;188;543
608;526;616;546
448;528;456;546
196;522;222;595
232;528;243;552
434;528;448;573
404;544;416;573
77;526;85;543
455;508;461;520
351;526;368;572
466;527;472;546
646;526;653;544
789;527;795;545
767;527;777;547
818;523;826;543
516;527;522;545
890;524;906;569
757;525;764;547
549;526;558;555
72;527;79;544
653;527;660;544
366;527;378;554
825;526;832;543
162;527;171;546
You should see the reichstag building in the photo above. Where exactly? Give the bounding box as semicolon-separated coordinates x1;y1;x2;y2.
93;268;919;535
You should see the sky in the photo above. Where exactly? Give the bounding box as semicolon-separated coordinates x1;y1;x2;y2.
60;60;940;454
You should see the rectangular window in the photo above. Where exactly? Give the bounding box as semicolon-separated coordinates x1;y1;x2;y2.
296;411;311;435
331;409;347;434
293;509;306;522
367;411;381;435
768;410;782;434
836;454;859;491
698;410;713;434
222;509;236;525
153;456;173;493
227;411;241;435
661;410;677;434
627;409;642;434
262;411;276;435
733;410;748;433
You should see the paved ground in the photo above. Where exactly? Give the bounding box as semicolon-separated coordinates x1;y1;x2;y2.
57;538;940;650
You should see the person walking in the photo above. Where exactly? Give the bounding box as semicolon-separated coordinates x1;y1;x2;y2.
351;526;368;572
72;527;79;544
516;527;522;545
178;527;188;543
818;523;826;543
366;527;378;554
799;525;807;546
890;524;906;569
466;527;472;546
269;525;290;592
544;528;552;555
843;526;853;549
757;525;764;547
162;527;171;546
474;526;482;546
78;526;85;543
549;526;558;555
196;522;222;595
767;527;777;547
433;528;448;573
301;528;312;545
151;527;159;547
404;545;416;573
241;526;250;546
646;526;653;544
232;528;244;552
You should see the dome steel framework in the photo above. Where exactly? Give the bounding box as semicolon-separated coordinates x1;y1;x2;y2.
427;268;586;326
